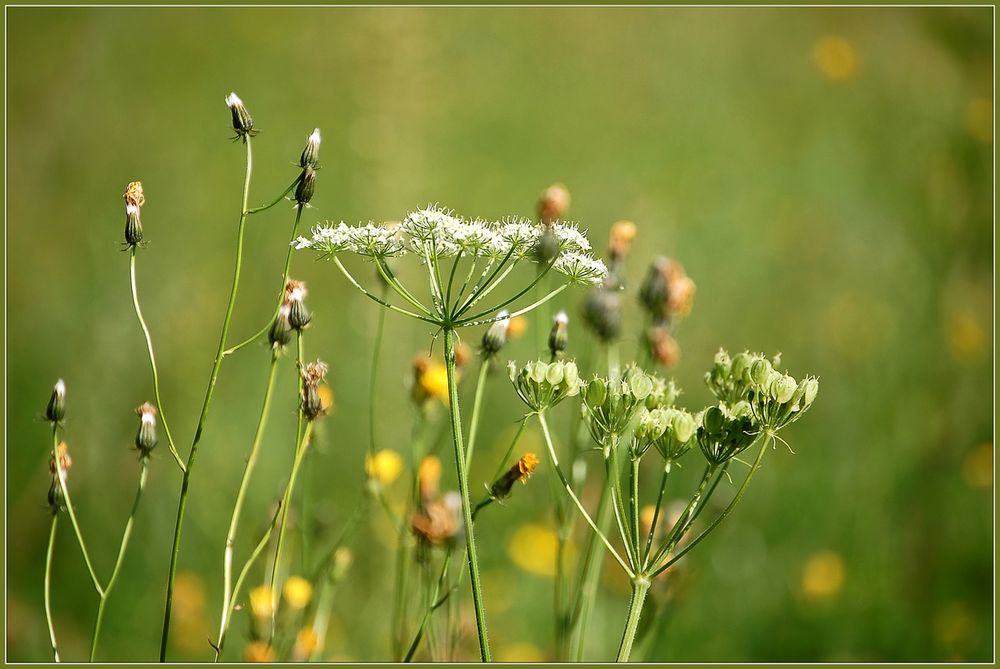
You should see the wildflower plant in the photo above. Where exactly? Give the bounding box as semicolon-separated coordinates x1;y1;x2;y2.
296;204;606;661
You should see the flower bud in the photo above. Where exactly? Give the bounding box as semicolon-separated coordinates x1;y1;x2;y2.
300;360;329;420
625;367;654;401
225;92;255;138
489;453;540;499
586;377;607;407
646;325;680;367
770;374;797;404
608;220;637;260
548;311;569;359
582;287;623;342
801;377;819;406
285;279;311;330
481;311;511;356
122;180;145;208
639;257;670;318
135;402;158;456
537;183;570;225
299;128;321;169
49;441;72;477
125;203;143;247
749;358;772;387
46;379;66;423
47;477;65;513
295;167;316;206
269;304;293;349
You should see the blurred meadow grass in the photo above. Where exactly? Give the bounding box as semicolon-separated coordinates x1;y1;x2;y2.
5;6;993;662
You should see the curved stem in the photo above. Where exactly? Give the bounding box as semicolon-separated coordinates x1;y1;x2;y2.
50;426;103;597
453;249;515;317
443;328;492;661
44;515;60;662
90;458;150;661
457;258;556;323
648;464;718;569
215;352;280;654
538;412;632;577
160;136;254;661
463;359;490;470
607;444;638;569
651;440;768;578
129;249;185;471
246;174;300;214
642;466;670;570
215;502;282;661
616;578;650;662
372;254;434;317
333;257;439;324
224;205;305;356
569;481;612;661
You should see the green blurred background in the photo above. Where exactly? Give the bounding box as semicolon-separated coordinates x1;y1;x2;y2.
5;6;993;662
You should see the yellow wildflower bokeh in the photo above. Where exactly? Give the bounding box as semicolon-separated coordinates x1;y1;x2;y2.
812;35;859;82
800;551;845;601
317;384;335;413
283;576;313;610
507;523;575;577
293;628;319;661
964;97;992;144
507;315;528;339
962;443;992;489
419;362;450;403
365;449;403;486
497;642;546;662
249;585;274;620
946;309;986;362
244;640;275;663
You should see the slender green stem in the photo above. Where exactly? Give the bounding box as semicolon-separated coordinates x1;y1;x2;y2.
224;205;305;356
44;514;60;662
444;252;463;310
403;549;455;662
651;440;769;578
457;259;556;323
454;250;513;316
333;257;439;324
538;412;632;576
215;502;283;661
648;464;717;568
373;254;434;317
458;283;568;327
607;444;638;569
642;466;670;570
569;481;612;661
629;458;640;558
616;578;651;662
443;328;492;661
90;458;150;661
369;291;388;458
215;351;280;655
50;426;103;597
160;136;254;661
246;175;300;214
129;249;185;471
463;359;491;470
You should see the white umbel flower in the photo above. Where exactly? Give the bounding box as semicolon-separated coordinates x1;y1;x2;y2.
554;252;608;285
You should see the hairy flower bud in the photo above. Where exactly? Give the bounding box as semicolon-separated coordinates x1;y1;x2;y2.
537;183;571;225
46;379;66;423
225;92;255;139
295;167;317;206
548;311;569;359
300;360;329;420
299;128;321;169
135;402;158;456
125;203;143;248
481;311;511;356
582;286;623;342
269;304;293;349
490;453;540;499
285;279;311;331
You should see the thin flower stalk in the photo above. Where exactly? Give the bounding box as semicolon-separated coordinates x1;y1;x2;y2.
129;248;184;471
50;426;103;596
463;358;490;470
44;515;60;662
159;135;255;662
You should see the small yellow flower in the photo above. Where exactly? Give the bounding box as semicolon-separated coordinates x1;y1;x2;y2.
292;628;319;661
947;309;986;361
244;640;275;662
507;315;528;339
249;585;274;620
420;362;450;403
365;449;403;486
812;35;859;82
497;642;546;662
317;384;335;413
800;550;845;601
283;576;313;610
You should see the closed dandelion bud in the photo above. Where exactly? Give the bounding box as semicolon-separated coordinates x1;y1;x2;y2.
124;202;143;247
285;280;311;330
582;287;623;342
482;310;511;356
49;441;72;476
225;92;255;138
135;402;158;456
537;182;571;225
548;311;569;358
269;304;293;349
47;477;65;513
490;453;540;499
639;257;670;318
667;274;696;316
299;128;321;169
46;379;66;423
609;220;637;260
300;360;329;420
122;180;145;208
295;167;317;205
